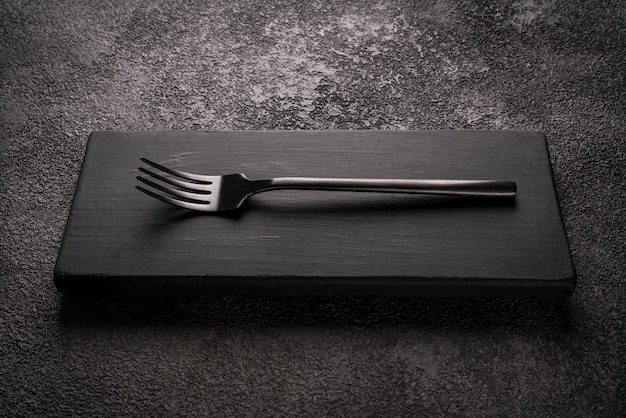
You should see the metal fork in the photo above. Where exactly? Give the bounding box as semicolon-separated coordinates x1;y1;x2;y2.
136;157;517;212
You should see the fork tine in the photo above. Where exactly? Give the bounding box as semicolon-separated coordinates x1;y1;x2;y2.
136;176;212;203
135;185;214;212
138;166;212;193
140;157;215;182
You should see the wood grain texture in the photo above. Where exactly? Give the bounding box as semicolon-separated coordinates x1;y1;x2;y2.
54;130;576;297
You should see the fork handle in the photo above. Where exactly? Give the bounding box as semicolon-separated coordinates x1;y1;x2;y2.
263;178;516;198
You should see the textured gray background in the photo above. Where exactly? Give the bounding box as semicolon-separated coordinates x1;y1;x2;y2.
1;0;624;416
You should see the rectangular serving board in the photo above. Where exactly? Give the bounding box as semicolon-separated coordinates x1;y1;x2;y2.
54;130;576;297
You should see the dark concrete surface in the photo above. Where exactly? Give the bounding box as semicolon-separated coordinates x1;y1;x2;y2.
1;0;624;416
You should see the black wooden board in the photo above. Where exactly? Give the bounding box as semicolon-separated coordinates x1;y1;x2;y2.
54;130;576;297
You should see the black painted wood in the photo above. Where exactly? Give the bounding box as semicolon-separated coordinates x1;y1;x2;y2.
54;130;576;297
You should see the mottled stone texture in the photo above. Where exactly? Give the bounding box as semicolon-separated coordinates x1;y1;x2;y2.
1;0;624;416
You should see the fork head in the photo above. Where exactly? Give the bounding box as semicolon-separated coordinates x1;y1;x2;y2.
135;158;253;212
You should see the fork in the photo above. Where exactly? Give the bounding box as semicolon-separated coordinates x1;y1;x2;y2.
135;157;517;212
